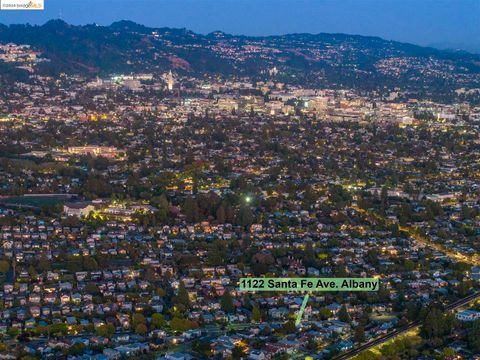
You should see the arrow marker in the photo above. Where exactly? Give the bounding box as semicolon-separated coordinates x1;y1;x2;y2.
295;293;310;327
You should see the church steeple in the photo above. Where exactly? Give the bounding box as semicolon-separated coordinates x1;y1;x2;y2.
167;70;174;91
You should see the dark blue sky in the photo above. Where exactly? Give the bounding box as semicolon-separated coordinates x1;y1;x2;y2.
1;0;479;52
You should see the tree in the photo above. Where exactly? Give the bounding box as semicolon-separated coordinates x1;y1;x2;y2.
242;294;252;310
468;319;480;352
380;186;388;214
216;204;226;224
441;347;457;359
132;313;146;329
66;259;82;273
404;259;415;272
7;327;19;338
319;307;332;320
239;206;254;229
135;323;148;335
338;305;350;323
184;196;200;223
366;249;379;265
83;256;98;271
156;287;166;298
144;266;158;282
421;308;454;342
192;339;212;357
406;301;420;321
151;313;165;329
176;281;191;308
232;344;246;359
28;265;37;280
85;173;112;197
95;324;114;338
380;342;399;358
307;338;317;351
220;289;235;314
353;350;380;360
84;283;100;295
0;260;9;273
152;193;169;222
170;317;196;333
252;305;261;323
48;323;68;336
282;320;296;334
334;264;348;277
354;326;365;343
37;255;51;272
68;343;86;356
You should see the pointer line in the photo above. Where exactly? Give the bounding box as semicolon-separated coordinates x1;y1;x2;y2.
295;294;310;327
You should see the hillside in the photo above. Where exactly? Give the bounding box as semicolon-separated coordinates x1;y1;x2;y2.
1;20;480;99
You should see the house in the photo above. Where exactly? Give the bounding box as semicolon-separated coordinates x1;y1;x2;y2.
162;353;193;360
337;340;353;351
471;267;480;282
268;307;289;319
103;348;121;360
248;350;267;360
265;343;290;357
455;309;480;322
327;303;342;314
328;321;350;334
114;343;149;356
63;202;95;218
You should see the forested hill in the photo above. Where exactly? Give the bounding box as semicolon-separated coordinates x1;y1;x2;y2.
1;20;480;99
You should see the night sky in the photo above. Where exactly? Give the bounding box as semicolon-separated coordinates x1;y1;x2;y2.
0;0;479;52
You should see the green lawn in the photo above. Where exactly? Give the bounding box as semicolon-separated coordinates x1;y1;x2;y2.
3;195;68;207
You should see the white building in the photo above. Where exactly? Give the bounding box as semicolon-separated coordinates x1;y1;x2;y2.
63;202;94;218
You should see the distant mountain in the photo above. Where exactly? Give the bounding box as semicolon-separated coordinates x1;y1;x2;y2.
428;41;480;55
1;20;480;99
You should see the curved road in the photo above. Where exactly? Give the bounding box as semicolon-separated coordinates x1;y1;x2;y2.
332;291;480;360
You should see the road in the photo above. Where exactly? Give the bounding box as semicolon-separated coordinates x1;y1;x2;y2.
332;291;480;360
351;205;480;266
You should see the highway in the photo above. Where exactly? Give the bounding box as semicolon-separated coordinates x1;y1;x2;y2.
332;291;480;360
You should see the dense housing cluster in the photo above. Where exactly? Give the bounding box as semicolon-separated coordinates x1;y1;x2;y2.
0;41;480;360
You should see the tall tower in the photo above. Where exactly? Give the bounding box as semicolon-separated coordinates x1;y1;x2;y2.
167;70;174;91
